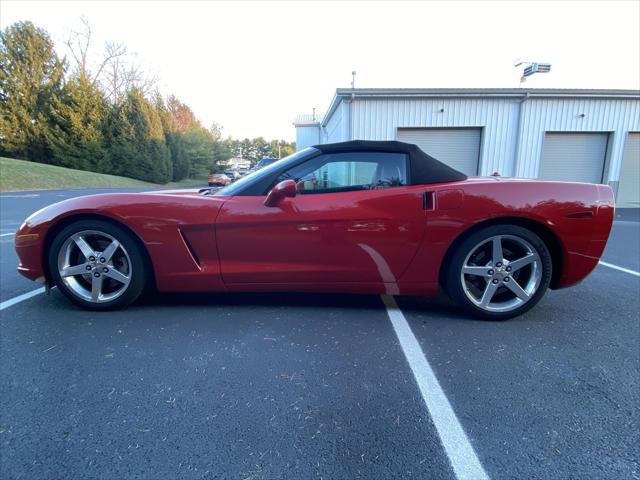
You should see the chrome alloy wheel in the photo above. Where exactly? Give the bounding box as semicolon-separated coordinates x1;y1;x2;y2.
56;230;132;304
460;234;542;313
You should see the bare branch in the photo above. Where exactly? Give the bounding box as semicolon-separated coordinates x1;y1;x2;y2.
92;41;126;85
64;16;156;103
66;16;92;78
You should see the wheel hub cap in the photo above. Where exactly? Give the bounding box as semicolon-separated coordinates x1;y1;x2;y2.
57;230;132;304
460;234;542;313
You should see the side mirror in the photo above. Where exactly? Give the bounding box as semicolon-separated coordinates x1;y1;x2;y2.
264;179;297;207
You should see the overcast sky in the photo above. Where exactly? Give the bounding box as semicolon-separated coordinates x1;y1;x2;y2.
2;0;638;141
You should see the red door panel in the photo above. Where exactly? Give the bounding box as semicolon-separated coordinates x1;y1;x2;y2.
216;186;427;285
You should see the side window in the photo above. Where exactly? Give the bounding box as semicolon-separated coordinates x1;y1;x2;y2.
279;152;408;194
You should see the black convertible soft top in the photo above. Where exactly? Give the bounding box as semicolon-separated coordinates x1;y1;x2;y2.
213;140;468;196
313;140;468;185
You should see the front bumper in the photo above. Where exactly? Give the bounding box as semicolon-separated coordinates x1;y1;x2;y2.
14;228;47;284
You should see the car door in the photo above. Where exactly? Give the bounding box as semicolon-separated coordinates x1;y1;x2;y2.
215;151;427;286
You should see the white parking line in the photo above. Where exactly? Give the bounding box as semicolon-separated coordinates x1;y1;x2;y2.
0;287;46;311
0;232;16;237
381;295;489;480
0;193;40;198
599;261;640;277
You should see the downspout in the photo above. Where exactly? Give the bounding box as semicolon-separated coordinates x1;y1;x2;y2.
341;93;354;142
349;92;354;141
512;92;530;177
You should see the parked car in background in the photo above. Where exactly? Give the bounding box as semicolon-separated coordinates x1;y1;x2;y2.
207;173;230;187
255;157;278;170
224;170;241;181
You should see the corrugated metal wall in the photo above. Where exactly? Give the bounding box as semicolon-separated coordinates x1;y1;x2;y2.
350;98;521;175
298;94;640;184
295;125;320;150
515;98;640;183
322;103;344;144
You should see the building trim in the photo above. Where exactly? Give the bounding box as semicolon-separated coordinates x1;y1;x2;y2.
336;87;640;99
321;88;640;128
293;121;321;127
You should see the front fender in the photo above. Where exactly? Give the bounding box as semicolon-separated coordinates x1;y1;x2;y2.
16;193;229;292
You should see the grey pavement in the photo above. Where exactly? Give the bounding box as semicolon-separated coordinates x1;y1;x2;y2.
1;189;638;479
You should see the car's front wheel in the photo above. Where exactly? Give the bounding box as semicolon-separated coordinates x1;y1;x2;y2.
445;225;552;320
48;220;147;310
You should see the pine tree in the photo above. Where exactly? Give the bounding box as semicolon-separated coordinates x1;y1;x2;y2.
166;132;189;181
47;75;110;172
153;93;189;181
0;21;65;162
105;88;171;183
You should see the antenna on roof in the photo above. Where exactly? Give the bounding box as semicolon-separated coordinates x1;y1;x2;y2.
514;59;551;86
351;70;357;89
312;107;316;121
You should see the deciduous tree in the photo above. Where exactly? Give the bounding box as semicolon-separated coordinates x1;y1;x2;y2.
166;95;197;133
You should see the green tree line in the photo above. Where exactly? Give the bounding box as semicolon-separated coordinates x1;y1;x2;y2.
0;21;294;184
224;138;296;165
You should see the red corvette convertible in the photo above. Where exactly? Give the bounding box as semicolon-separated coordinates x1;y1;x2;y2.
15;141;614;319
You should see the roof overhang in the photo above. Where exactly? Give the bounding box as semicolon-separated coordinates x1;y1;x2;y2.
293;121;321;127
293;112;324;127
320;87;640;127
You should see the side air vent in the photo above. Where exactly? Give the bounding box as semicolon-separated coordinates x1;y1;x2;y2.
565;211;594;219
178;228;201;267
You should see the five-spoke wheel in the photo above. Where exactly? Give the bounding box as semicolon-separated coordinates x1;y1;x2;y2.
48;220;147;310
57;230;132;303
446;225;552;320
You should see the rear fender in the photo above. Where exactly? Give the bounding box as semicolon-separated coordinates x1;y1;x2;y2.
399;180;615;289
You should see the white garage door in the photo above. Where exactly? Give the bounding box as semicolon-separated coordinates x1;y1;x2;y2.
397;128;481;176
539;132;608;183
616;133;640;207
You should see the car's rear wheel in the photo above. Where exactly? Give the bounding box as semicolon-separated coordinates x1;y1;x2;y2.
445;225;552;320
48;220;147;310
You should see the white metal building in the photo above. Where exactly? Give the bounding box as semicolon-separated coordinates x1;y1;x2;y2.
294;88;640;207
224;157;251;170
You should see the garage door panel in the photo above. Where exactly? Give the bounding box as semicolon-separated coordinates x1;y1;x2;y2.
397;128;481;176
617;133;640;207
539;132;608;184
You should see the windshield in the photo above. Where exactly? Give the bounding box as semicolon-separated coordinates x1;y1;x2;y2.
214;147;317;196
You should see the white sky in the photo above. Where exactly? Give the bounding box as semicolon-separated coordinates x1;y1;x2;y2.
1;0;639;141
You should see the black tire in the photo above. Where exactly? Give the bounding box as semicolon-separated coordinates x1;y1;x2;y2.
445;225;552;320
48;219;147;310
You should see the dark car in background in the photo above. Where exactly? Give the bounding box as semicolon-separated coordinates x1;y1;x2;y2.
224;170;241;181
255;157;278;170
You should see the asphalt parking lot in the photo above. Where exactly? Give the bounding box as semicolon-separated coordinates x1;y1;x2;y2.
1;189;639;480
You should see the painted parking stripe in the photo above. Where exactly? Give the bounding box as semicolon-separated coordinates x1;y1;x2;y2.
0;193;39;198
599;261;640;277
0;232;16;237
0;287;46;311
381;294;489;480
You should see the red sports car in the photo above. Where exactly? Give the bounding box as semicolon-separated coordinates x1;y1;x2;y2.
15;141;614;319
